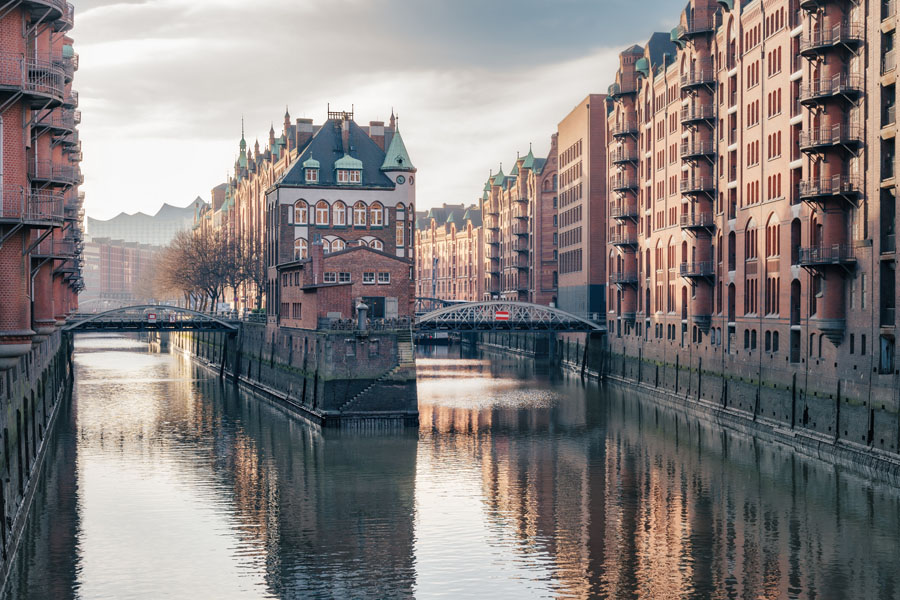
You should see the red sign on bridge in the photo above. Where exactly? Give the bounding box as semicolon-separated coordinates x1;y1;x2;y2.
494;310;510;321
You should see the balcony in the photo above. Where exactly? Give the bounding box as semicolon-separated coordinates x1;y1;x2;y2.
39;108;79;133
610;121;639;138
680;176;715;195
680;141;716;160
63;91;78;108
608;76;638;100
610;232;638;248
29;159;79;186
679;212;716;231
799;75;863;105
512;223;529;236
56;2;75;30
513;196;528;204
798;175;862;205
799;23;864;56
676;16;716;40
680;104;716;125
680;65;715;90
610;203;639;221
611;176;638;193
0;188;65;225
610;147;638;165
798;124;863;153
0;54;66;107
32;238;75;259
679;261;715;279
610;272;638;286
798;244;856;268
22;0;67;21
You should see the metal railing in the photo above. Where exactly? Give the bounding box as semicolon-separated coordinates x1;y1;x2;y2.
797;244;855;265
680;177;715;194
64;91;78;107
681;141;716;158
610;232;638;246
612;176;638;192
799;74;864;102
680;261;715;277
610;272;638;284
610;203;638;219
681;104;716;123
798;175;862;199
610;121;638;137
608;75;639;98
29;159;79;185
39;108;79;132
676;16;716;38
0;54;66;102
0;187;65;223
798;123;862;149
33;238;75;258
610;147;638;163
680;63;715;88
679;212;715;229
799;23;864;53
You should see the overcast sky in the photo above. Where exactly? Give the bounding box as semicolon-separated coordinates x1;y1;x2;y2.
74;0;678;220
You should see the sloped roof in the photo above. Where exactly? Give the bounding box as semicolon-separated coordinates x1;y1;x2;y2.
381;129;415;172
277;119;395;188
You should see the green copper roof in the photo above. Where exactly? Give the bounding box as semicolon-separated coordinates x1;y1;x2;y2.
717;0;733;9
334;153;363;170
522;147;535;170
492;167;505;186
446;211;457;224
62;44;74;58
510;163;519;176
302;155;320;169
381;130;415;172
483;180;492;192
635;57;650;78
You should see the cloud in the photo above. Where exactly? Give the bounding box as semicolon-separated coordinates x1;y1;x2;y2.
73;0;676;220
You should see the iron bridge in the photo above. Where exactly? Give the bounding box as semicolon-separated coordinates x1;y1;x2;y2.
416;301;605;333
63;305;239;335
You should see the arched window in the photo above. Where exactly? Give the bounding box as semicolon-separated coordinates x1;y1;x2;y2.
333;201;346;226
294;200;308;225
354;202;367;226
370;239;384;251
370;202;384;227
294;238;308;260
331;238;345;253
315;201;329;225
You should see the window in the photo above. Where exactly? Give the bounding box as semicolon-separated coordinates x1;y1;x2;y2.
305;168;318;183
370;239;384;251
333;201;346;226
294;238;308;260
396;221;405;246
337;169;361;184
378;272;390;284
292;303;302;319
370;203;384;227
316;201;329;225
338;272;351;283
354;202;367;226
294;201;308;225
363;272;376;284
324;272;337;283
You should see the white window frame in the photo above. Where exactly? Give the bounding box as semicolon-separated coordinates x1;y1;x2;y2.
323;272;336;283
294;201;307;225
316;201;329;225
305;168;318;183
370;203;384;227
363;272;376;284
354;202;367;226
333;202;346;226
378;272;390;284
370;239;384;251
338;272;351;283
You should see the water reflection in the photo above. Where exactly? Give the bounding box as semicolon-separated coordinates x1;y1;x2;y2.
3;337;900;599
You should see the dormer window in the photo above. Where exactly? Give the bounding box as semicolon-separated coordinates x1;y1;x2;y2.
305;168;318;183
337;169;361;184
302;155;320;184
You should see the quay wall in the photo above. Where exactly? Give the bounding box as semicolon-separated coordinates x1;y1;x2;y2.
478;331;900;485
167;323;418;428
0;332;72;590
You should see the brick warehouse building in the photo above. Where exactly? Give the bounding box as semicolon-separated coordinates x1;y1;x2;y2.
266;109;416;325
604;0;900;451
0;0;84;367
414;204;484;302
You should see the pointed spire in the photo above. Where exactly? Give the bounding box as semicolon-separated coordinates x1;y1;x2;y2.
239;116;246;151
381;126;415;172
389;108;396;129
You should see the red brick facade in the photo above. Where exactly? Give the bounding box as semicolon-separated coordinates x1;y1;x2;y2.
0;2;83;367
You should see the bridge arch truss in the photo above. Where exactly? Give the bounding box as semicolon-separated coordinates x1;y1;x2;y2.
63;305;239;334
416;301;605;333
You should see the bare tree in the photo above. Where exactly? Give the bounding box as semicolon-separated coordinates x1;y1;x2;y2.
240;232;266;311
157;229;234;311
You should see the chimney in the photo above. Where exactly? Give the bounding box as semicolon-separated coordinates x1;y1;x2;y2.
309;236;325;286
341;117;351;154
369;121;385;150
295;118;313;149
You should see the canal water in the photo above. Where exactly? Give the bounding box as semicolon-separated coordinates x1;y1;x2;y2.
3;334;900;599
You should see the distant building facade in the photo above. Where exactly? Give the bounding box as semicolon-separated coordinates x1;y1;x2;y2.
87;199;205;246
557;95;609;318
80;238;162;307
414;204;484;302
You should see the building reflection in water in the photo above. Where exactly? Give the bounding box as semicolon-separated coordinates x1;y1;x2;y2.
416;347;900;599
4;337;900;599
